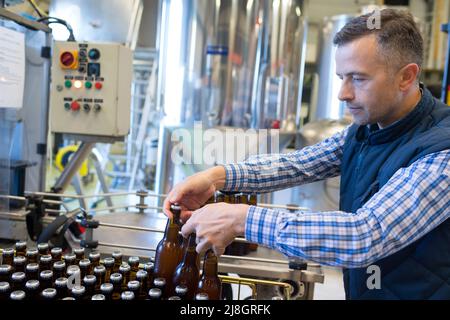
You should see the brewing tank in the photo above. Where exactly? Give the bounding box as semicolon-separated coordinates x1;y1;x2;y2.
313;14;354;121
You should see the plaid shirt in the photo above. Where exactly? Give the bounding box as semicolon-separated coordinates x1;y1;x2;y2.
222;127;450;268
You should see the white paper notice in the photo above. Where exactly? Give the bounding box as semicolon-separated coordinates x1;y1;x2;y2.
0;26;25;109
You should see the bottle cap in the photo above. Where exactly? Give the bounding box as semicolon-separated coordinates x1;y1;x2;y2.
41;288;57;299
11;272;26;282
153;277;166;287
112;251;122;259
10;290;26;300
195;293;209;300
127;280;140;290
40;270;53;280
136;270;148;280
91;294;106;300
103;257;114;267
128;256;139;265
25;279;40;290
100;283;113;293
175;284;188;295
109;273;123;284
26;263;39;272
71;285;86;296
0;281;10;292
168;296;182;300
119;263;131;273
148;288;162;298
121;291;135;300
55;277;68;288
83;274;97;285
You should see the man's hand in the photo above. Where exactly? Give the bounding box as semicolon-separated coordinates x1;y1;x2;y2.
163;166;227;222
181;203;249;256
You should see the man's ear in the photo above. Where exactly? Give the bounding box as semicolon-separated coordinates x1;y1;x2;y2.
398;63;420;91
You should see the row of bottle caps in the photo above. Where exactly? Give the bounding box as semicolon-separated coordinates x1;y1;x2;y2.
0;240;214;300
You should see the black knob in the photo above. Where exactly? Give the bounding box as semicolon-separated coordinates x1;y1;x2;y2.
83;104;91;111
88;48;100;60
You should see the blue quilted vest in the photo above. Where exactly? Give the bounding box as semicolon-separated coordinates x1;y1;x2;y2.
340;86;450;299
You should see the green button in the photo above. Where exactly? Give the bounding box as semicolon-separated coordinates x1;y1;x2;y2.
64;80;72;88
64;103;70;110
85;81;92;89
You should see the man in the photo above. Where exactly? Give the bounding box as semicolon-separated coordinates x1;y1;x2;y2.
163;9;450;299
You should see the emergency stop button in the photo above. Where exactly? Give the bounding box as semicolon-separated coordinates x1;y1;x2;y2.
71;101;80;111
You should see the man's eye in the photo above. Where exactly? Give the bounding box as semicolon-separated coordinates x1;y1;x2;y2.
353;77;365;82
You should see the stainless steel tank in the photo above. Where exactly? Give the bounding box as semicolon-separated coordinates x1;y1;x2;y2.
157;0;307;131
313;14;355;121
155;0;308;198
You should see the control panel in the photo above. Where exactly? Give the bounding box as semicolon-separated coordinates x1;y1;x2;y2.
49;41;132;138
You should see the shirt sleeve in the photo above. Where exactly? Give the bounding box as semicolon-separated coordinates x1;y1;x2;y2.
244;150;450;268
221;127;349;193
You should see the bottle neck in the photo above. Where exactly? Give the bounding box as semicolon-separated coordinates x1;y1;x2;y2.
182;234;198;264
202;250;218;276
164;219;180;242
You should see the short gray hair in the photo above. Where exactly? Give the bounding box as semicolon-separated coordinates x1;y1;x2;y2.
333;9;423;73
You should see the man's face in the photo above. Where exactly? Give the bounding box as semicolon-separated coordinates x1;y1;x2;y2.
335;35;403;127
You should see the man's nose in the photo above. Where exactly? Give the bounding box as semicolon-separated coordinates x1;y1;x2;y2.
338;80;354;101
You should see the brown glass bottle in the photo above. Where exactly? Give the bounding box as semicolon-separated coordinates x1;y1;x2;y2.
109;273;123;300
135;270;148;300
71;285;86;300
100;283;113;300
128;256;139;281
103;257;114;282
153;204;183;296
55;277;69;299
73;247;85;264
15;241;27;257
39;270;54;289
127;280;140;299
197;249;222;300
50;247;62;263
37;243;49;256
88;251;101;268
172;233;200;300
83;274;97;298
25;279;40;300
63;253;76;267
11;272;26;291
93;265;106;292
13;256;27;273
0;264;12;282
142;262;154;291
1;248;14;266
25;248;38;264
112;251;122;273
25;263;39;280
152;277;166;297
119;263;131;291
79;259;92;279
52;261;66;279
0;282;11;300
39;254;52;271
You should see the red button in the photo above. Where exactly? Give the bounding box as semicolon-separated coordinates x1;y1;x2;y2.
95;82;103;90
71;101;80;111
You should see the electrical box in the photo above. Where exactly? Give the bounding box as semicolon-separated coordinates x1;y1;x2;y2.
49;41;132;138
